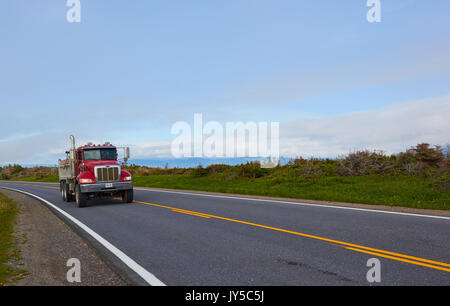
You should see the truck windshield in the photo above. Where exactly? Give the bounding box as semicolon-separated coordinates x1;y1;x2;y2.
83;149;116;160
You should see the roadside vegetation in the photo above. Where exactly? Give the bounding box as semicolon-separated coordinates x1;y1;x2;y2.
1;143;449;210
0;192;25;285
124;143;450;210
0;165;58;182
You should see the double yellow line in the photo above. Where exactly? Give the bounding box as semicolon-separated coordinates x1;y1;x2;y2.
4;183;449;273
171;208;212;219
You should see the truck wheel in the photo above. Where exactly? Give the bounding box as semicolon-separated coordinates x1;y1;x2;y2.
61;181;68;202
122;189;133;203
65;183;74;202
59;181;65;201
75;184;87;208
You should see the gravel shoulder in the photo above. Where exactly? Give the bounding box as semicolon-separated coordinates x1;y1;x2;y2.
1;189;130;286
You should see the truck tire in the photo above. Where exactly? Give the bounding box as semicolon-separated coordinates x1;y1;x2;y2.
64;183;74;202
122;189;133;203
65;183;74;202
75;184;87;208
61;181;69;202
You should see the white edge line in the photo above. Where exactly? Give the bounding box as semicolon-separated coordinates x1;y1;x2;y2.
0;186;166;286
134;188;450;221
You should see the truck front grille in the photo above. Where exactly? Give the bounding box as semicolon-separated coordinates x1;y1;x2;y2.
96;166;120;182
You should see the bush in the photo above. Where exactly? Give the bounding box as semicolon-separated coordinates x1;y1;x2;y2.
191;165;209;177
397;143;446;176
431;174;450;191
206;164;232;175
11;164;24;175
337;150;393;176
411;143;444;168
237;162;267;178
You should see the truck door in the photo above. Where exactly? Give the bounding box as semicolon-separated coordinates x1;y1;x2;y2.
77;150;83;175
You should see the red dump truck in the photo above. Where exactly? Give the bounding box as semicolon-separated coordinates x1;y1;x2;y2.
58;135;133;207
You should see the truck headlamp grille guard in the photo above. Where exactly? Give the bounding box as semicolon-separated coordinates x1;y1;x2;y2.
95;166;120;182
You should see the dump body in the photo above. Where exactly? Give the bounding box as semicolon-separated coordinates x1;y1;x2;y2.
58;158;75;180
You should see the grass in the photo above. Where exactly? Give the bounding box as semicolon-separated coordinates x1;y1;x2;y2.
18;175;59;183
0;192;24;286
132;174;450;210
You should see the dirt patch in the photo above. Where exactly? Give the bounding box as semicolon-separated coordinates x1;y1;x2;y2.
1;189;130;286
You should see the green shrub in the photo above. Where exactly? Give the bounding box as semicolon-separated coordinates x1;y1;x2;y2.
337;150;393;176
191;165;209;177
431;174;450;191
237;162;267;178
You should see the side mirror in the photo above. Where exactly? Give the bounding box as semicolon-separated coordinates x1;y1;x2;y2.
117;146;131;165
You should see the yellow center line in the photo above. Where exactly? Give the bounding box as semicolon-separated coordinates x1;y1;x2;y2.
134;199;450;272
171;209;212;219
10;183;59;190
170;208;213;217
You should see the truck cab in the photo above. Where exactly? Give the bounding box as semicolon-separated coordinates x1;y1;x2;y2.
58;136;133;208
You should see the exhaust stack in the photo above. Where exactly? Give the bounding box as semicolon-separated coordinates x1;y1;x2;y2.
69;135;76;160
69;135;77;178
70;135;75;150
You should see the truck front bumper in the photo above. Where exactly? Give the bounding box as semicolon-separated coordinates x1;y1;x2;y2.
79;181;133;193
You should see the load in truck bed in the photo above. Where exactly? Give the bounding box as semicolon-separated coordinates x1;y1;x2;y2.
58;159;74;180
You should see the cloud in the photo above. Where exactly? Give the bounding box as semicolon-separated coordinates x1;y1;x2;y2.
0;132;68;164
279;95;450;157
129;141;173;159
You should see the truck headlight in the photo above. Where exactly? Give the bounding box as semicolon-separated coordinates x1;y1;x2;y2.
79;178;94;184
123;176;132;181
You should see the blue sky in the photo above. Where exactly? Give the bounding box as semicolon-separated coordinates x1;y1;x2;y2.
1;0;449;163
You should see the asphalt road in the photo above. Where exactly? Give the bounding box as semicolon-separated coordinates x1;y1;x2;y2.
1;181;449;286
